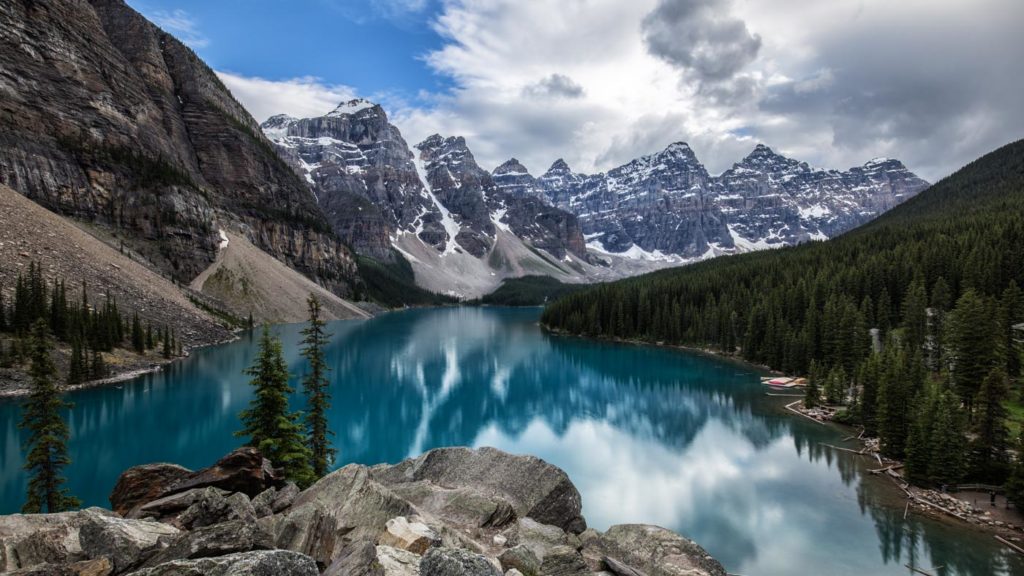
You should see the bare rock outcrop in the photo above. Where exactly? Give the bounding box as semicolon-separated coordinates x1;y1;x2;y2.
0;448;725;576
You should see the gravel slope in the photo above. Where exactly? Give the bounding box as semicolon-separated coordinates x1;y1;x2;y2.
190;230;370;323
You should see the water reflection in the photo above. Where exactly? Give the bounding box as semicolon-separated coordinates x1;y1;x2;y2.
0;307;1019;575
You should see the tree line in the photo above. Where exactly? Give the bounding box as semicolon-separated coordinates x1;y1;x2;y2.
1;262;183;382
543;139;1024;491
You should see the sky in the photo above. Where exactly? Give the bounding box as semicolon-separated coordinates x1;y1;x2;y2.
127;0;1024;182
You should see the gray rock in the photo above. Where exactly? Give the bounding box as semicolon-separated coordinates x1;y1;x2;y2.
126;549;319;576
77;510;179;573
132;488;228;522
271;482;300;513
498;545;541;576
176;488;256;529
7;557;113;576
323;541;384;576
0;509;98;571
372;447;586;534
377;545;421;576
251;488;276;519
250;482;297;519
420;547;501;576
581;525;726;576
510;519;567;562
269;465;415;565
378;516;439;555
138;520;274;569
538;546;588;576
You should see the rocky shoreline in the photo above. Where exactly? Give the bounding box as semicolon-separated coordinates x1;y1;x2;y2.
0;446;726;576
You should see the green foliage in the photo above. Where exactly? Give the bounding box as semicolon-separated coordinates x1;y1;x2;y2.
970;368;1011;481
543;138;1024;484
131;313;145;354
355;252;456;307
473;276;588;307
19;320;80;513
236;325;314;487
905;383;966;485
300;295;336;479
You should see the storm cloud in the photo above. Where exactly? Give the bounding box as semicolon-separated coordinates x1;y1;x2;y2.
642;0;761;82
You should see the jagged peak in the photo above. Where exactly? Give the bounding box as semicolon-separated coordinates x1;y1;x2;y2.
260;114;296;129
657;142;701;164
327;98;379;117
546;158;572;174
493;158;530;176
416;134;468;152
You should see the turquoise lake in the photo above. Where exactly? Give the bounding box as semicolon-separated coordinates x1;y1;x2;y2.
0;307;1019;575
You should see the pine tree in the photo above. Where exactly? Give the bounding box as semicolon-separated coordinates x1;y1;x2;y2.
928;389;966;484
946;289;997;411
90;349;107;380
67;338;85;385
19;319;80;513
904;388;936;484
902;278;928;352
300;294;336;479
1006;432;1024;510
162;326;172;359
145;323;154;350
805;360;822;409
969;367;1011;481
131;313;145;354
236;325;313;487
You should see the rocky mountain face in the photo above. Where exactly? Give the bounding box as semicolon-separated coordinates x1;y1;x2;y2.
0;447;726;576
0;0;356;293
527;143;929;260
416;135;589;261
262;111;589;264
262;101;447;260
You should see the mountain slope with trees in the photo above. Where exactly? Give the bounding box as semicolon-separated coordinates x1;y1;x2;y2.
542;139;1024;486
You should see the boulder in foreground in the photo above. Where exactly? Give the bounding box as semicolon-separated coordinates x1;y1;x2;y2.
2;447;726;576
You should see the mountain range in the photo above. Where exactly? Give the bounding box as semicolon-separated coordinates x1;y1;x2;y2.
262;100;928;296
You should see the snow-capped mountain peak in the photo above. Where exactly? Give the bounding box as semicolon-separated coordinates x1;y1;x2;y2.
327;98;378;117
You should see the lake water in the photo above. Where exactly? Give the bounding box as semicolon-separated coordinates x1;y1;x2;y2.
0;307;1019;575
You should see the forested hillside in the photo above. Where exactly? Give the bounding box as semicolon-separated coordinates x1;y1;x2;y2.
543;139;1024;486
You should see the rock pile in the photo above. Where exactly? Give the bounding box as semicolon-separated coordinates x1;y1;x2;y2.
0;447;725;576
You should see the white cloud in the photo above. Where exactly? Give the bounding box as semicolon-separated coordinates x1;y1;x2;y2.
149;8;209;49
216;72;358;123
218;0;1024;182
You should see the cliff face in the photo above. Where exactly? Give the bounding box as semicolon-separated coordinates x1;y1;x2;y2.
0;0;356;292
263;101;446;260
537;142;930;259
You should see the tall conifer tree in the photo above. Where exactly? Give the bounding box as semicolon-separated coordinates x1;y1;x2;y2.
19;319;80;513
300;294;336;479
237;325;314;487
